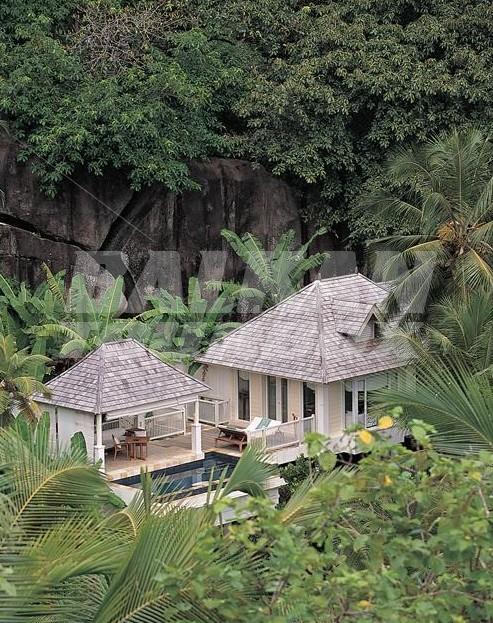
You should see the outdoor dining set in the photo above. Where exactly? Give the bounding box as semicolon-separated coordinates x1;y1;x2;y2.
111;428;149;460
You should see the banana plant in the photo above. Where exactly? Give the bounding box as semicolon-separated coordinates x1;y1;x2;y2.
0;268;68;358
34;275;127;359
220;228;328;308
128;277;239;360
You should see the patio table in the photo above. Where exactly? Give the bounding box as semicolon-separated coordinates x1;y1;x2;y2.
124;435;149;460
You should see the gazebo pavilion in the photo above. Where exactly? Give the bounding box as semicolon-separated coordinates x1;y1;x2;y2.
35;339;210;471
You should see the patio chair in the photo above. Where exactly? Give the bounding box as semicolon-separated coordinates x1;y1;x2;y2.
112;434;129;460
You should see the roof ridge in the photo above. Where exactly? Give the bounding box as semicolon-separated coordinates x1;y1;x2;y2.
315;281;329;384
95;344;106;415
319;272;390;293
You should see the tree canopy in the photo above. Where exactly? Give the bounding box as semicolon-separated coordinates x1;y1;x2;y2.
2;0;493;238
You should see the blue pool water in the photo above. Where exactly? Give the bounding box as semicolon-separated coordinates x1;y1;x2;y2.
115;452;238;499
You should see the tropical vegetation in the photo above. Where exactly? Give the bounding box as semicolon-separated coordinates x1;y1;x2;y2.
1;2;493;614
2;1;493;241
0;335;51;424
128;276;241;364
213;228;328;309
0;415;279;622
2;415;493;621
368;129;493;315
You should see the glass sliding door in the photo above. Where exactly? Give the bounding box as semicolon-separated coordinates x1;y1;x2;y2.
281;378;288;422
356;380;366;426
344;373;392;428
303;382;316;419
266;376;289;421
238;370;250;421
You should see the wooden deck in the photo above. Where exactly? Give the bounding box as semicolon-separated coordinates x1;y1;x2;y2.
105;424;241;481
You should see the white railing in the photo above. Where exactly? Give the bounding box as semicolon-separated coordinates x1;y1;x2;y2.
102;411;186;441
186;397;230;426
247;416;315;451
145;409;186;440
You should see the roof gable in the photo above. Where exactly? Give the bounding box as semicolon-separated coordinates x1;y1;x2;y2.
196;274;405;382
332;300;378;337
36;339;209;414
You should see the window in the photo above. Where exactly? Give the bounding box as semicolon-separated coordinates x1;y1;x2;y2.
344;373;393;429
303;382;316;419
238;370;250;421
266;376;289;421
281;378;288;422
267;376;277;419
344;381;353;428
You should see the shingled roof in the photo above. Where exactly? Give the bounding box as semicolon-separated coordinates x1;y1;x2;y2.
196;274;406;383
36;339;209;414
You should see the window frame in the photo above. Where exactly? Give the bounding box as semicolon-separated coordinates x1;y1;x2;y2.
265;375;289;422
237;370;251;421
344;372;395;429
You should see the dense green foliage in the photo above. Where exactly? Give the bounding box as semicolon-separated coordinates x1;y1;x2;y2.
2;1;493;237
0;416;278;622
3;415;493;622
369;129;493;312
129;276;240;363
0;334;50;422
212;228;328;308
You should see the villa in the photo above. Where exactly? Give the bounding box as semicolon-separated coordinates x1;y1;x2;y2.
195;274;406;461
34;273;406;486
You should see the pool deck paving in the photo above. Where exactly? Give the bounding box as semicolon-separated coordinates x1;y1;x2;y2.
105;424;241;481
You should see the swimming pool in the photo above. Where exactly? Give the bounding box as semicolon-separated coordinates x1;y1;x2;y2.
115;452;238;499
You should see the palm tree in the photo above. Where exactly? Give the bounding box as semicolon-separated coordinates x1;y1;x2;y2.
35;275;127;359
0;334;51;424
219;228;328;308
373;358;493;456
0;416;280;622
389;288;493;377
368;128;493;316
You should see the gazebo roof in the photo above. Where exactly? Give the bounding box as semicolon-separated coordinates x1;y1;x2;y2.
36;339;209;415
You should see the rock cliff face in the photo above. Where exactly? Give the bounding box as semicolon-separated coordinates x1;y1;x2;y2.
0;135;309;302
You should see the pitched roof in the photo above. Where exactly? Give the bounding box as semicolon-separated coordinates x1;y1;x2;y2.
36;339;209;414
196;274;406;383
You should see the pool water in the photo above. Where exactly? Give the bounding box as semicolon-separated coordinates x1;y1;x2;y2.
115;452;238;499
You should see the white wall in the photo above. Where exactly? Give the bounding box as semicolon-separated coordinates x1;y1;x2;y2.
197;364;236;416
39;403;95;458
314;383;330;436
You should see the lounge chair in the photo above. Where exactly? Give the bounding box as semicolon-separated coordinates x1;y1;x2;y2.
215;419;249;451
215;417;279;451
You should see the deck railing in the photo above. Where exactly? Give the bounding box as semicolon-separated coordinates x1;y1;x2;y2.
102;410;186;441
145;409;186;440
186;397;230;426
247;416;315;451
